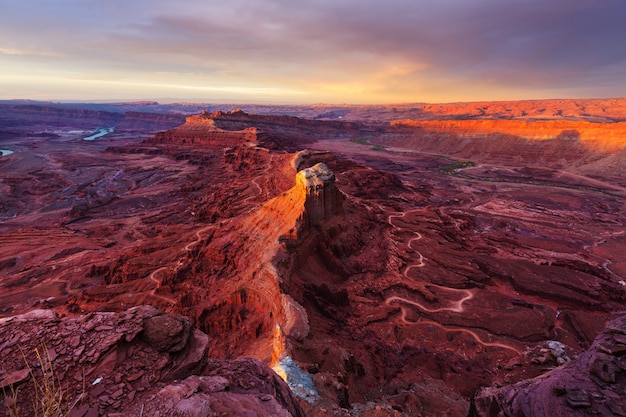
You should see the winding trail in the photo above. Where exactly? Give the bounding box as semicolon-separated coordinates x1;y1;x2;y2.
244;154;274;212
386;289;473;314
184;224;219;252
380;203;522;356
142;150;277;306
390;302;523;355
384;207;426;269
147;267;178;304
556;169;626;195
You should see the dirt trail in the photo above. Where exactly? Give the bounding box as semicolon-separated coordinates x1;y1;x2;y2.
381;204;522;356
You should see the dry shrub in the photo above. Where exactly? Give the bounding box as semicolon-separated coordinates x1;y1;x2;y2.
2;344;83;417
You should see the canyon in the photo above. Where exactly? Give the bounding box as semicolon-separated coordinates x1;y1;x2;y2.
0;100;625;416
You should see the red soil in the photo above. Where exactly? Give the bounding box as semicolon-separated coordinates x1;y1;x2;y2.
0;105;625;416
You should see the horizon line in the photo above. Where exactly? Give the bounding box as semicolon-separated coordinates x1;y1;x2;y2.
2;95;626;108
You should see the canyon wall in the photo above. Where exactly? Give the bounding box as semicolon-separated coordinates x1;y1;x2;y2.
0;104;185;136
295;163;342;226
418;97;626;122
0;104;123;131
147;109;367;151
390;119;626;151
374;118;626;173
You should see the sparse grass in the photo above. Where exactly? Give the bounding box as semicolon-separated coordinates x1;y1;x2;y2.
349;137;388;151
2;380;19;417
350;137;370;145
2;344;84;417
440;159;476;175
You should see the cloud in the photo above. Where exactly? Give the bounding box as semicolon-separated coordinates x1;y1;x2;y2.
0;0;625;102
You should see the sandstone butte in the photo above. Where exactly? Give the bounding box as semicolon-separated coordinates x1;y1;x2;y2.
0;104;625;417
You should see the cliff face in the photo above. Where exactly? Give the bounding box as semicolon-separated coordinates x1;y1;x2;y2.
418;97;626;122
147;109;366;151
295;163;342;226
157;158;343;367
375;119;626;172
390;119;626;151
147;114;260;148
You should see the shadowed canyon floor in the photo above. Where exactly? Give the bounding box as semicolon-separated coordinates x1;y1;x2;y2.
1;102;626;416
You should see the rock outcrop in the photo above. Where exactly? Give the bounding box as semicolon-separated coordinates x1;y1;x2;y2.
295;162;342;226
147;114;261;148
0;306;304;417
146;109;365;151
470;314;626;417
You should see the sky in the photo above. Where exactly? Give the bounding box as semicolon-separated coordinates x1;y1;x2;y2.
1;0;625;104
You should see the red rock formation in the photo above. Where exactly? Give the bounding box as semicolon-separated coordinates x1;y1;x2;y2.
148;114;261;148
295;163;343;226
418;97;626;122
389;119;626;152
470;313;626;417
2;104;626;417
373;119;626;180
147;109;366;151
0;306;304;417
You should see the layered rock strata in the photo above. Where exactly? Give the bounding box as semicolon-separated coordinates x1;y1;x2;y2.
146;109;365;151
470;314;626;417
148;114;261;147
390;119;626;151
295;162;342;226
0;306;304;417
379;119;626;171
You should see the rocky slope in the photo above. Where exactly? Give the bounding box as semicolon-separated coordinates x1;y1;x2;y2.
1;102;626;416
373;118;626;183
470;313;626;417
0;306;304;417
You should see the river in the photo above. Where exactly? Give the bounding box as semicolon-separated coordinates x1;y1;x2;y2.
83;127;114;141
0;149;14;156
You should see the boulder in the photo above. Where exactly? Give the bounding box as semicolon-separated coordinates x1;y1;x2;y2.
470;314;626;417
0;306;304;417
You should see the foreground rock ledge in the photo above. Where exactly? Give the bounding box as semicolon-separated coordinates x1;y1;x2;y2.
470;313;626;417
0;306;304;417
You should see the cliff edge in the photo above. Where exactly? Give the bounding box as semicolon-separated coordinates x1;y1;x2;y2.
295;162;342;226
470;313;626;417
